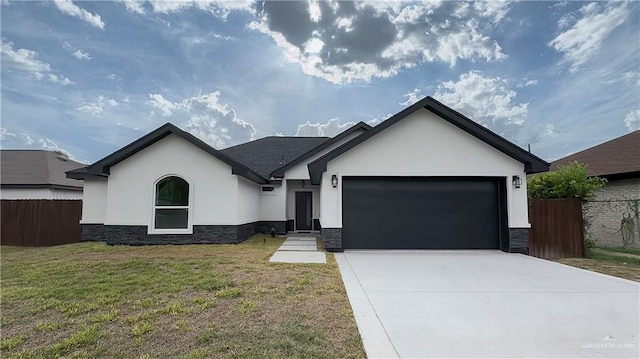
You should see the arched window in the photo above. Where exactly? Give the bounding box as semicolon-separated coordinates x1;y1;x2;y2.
154;176;189;230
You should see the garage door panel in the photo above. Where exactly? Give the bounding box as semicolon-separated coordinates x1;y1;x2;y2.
342;177;502;249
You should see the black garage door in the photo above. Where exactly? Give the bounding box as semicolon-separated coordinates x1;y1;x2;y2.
342;177;506;249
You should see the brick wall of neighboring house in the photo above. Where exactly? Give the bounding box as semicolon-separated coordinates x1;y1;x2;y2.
583;177;640;248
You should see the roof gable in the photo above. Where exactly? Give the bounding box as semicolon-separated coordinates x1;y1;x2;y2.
1;150;84;190
308;96;549;184
270;122;371;178
67;123;267;184
551;130;640;178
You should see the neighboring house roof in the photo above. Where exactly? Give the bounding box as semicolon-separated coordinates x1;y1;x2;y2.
1;150;84;191
269;122;371;178
308;96;550;184
221;136;330;179
550;130;640;179
66;123;268;184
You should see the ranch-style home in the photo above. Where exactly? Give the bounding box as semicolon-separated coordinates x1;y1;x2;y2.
67;97;549;253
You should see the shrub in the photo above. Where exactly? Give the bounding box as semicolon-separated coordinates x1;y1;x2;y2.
527;161;606;200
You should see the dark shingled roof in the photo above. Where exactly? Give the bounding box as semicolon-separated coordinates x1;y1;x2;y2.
221;136;330;179
1;150;84;190
551;130;640;178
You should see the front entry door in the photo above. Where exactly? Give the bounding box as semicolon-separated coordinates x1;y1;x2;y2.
295;191;313;230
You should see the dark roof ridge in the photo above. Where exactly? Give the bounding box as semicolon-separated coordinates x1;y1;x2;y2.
270;121;372;178
66;123;268;184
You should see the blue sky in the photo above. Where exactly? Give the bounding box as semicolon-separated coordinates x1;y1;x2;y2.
1;1;638;164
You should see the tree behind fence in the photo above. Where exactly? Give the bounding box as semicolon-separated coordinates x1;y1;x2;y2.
1;200;82;246
529;198;584;259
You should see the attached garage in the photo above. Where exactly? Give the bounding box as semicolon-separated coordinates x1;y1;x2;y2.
342;177;508;250
308;97;549;253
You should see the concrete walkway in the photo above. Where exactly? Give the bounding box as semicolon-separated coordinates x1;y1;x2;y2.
337;250;640;359
269;236;326;264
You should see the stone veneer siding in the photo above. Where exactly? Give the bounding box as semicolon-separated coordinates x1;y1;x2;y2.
321;228;343;252
255;221;287;235
508;228;529;254
583;178;640;248
81;221;287;245
320;227;528;253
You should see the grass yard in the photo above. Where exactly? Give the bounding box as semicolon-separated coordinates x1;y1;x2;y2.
0;235;365;359
555;256;640;282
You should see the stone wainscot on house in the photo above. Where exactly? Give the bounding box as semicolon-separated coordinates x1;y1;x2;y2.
67;97;549;252
552;130;640;248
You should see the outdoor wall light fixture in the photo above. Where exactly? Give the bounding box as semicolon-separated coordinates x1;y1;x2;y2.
331;175;338;188
512;175;522;189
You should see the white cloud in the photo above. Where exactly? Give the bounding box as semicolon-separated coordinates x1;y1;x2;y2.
2;40;74;85
120;0;254;18
148;92;256;148
63;41;91;60
622;71;640;86
148;93;178;116
400;88;424;106
250;1;509;84
77;96;119;117
517;78;538;88
53;0;105;29
549;2;630;72
624;109;640;131
0;127;75;158
296;118;356;137
72;49;91;60
1;40;51;73
434;70;528;136
120;0;145;14
543;124;556;137
47;73;74;86
295;115;384;137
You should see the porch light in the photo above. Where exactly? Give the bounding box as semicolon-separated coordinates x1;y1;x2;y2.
331;175;338;188
512;175;522;189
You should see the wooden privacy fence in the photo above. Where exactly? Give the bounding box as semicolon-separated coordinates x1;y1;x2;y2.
529;198;584;259
1;200;82;246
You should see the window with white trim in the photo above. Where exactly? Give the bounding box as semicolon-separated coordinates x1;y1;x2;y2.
154;176;189;230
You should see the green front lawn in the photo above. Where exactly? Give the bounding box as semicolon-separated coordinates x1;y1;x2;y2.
594;246;640;256
0;236;365;358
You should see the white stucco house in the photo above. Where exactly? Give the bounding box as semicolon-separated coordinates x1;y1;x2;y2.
67;97;549;252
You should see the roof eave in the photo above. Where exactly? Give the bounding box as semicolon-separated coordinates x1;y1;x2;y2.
79;123;268;184
306;97;550;181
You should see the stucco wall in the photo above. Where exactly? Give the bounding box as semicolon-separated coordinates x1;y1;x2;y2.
258;181;286;221
236;177;260;224
81;178;107;223
0;188;83;200
105;134;241;227
584;178;640;248
320;108;529;228
285;128;367;180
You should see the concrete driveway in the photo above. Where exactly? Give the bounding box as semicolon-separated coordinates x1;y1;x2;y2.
335;250;639;358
